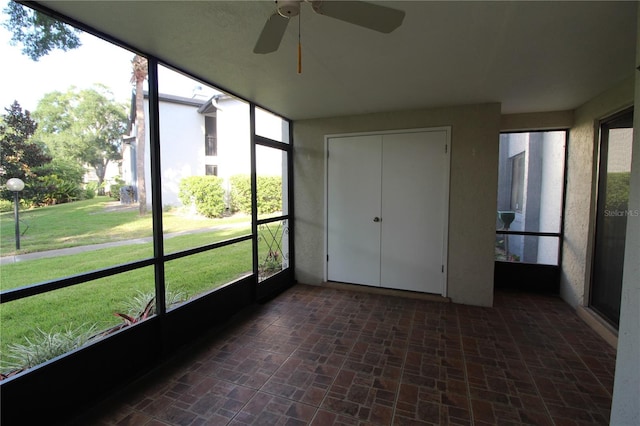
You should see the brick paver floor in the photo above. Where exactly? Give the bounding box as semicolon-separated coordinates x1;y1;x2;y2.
76;284;616;425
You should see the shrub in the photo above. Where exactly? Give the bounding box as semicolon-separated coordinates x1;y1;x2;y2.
24;158;85;206
179;176;226;218
229;174;251;214
25;174;82;206
605;172;630;212
0;199;13;212
1;324;97;376
229;174;282;215
84;181;99;199
101;290;188;336
257;175;283;215
121;290;187;318
0;291;188;378
36;158;85;186
109;176;126;200
259;250;283;280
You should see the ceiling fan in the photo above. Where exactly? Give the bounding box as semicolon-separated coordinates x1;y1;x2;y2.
253;0;406;55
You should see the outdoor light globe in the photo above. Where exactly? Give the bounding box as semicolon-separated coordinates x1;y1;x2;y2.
6;178;25;192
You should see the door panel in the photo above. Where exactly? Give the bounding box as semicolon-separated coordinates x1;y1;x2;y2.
381;131;447;293
591;110;633;327
327;129;449;295
327;135;382;285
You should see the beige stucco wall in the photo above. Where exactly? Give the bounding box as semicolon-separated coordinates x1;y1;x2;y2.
561;77;634;308
501;110;574;132
293;103;501;307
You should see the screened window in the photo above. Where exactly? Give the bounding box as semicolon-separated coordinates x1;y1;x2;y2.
254;107;291;286
0;6;292;377
0;27;154;373
496;131;566;265
158;65;253;304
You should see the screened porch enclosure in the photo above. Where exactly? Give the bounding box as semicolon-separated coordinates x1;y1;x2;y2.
494;130;567;293
0;32;294;423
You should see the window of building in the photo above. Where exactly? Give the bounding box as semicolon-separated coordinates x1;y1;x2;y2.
205;115;217;156
496;131;567;265
205;164;218;176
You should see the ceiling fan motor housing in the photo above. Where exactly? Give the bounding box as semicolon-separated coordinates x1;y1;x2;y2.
255;0;406;54
276;0;300;18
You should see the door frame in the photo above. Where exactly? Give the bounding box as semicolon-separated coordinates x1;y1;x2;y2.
323;127;451;296
588;107;634;327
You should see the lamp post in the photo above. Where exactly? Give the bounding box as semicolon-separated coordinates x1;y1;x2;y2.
6;178;25;250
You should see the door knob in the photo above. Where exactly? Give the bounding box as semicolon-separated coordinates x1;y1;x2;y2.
373;217;381;222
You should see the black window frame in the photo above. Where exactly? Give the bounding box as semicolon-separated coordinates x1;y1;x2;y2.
495;129;569;267
0;2;295;365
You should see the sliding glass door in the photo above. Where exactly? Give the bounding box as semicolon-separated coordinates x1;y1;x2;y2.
590;109;634;327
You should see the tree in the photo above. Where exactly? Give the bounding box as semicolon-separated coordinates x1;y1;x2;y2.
27;157;86;206
2;1;82;61
131;55;148;215
0;101;52;200
33;86;127;186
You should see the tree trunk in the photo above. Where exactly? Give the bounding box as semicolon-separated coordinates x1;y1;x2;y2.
94;160;107;186
132;55;148;216
135;79;146;215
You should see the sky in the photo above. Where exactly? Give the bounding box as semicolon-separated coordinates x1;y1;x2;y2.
0;2;218;113
1;26;133;112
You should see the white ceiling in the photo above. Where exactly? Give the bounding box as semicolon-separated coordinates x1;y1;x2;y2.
39;1;637;121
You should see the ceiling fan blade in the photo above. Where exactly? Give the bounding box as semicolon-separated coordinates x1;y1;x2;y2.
254;13;290;54
312;1;405;33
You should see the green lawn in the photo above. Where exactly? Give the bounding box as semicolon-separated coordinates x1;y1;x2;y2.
0;231;253;366
0;197;284;372
0;196;250;256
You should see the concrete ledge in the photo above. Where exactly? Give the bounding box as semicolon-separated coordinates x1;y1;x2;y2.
576;305;618;349
322;281;451;303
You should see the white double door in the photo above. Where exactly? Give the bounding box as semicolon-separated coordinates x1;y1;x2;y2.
327;129;450;294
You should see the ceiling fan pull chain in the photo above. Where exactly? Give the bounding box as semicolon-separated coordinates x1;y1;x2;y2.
297;8;302;74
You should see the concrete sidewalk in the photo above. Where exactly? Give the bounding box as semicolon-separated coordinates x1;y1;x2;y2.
0;223;247;265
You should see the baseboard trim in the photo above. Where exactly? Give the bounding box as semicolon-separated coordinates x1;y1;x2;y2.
323;281;451;303
576;305;618;349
